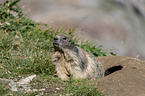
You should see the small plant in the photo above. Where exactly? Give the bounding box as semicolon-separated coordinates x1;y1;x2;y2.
67;28;116;57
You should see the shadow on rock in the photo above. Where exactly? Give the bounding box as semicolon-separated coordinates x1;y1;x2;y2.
97;56;145;96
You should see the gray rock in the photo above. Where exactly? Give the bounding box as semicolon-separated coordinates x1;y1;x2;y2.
9;74;36;91
1;0;145;60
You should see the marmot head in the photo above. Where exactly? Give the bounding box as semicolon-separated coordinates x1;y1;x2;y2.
53;35;73;51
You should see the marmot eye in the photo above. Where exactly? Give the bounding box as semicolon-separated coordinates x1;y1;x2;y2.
63;37;67;40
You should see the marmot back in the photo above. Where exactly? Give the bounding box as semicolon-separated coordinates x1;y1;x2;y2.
53;35;104;80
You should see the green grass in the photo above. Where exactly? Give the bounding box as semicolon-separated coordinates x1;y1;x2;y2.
0;0;115;95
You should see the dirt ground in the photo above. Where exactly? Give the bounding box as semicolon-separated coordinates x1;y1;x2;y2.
97;56;145;96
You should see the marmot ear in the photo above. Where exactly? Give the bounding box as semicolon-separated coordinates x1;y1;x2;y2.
63;37;67;40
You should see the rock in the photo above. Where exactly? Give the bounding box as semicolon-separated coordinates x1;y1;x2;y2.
112;0;145;17
1;0;145;59
14;0;145;60
97;56;145;96
9;74;36;91
18;74;36;85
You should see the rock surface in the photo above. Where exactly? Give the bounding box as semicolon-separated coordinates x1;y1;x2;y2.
1;0;145;59
9;74;36;91
97;56;145;96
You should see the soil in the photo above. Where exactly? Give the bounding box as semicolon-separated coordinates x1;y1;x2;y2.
97;56;145;96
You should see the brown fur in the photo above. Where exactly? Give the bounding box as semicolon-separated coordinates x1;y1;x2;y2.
53;35;104;80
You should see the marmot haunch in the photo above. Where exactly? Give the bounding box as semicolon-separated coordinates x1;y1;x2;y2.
53;35;104;80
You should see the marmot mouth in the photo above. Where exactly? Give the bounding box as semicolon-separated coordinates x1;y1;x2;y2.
53;43;59;47
54;43;63;52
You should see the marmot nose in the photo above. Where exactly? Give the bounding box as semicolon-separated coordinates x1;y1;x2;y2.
53;37;60;46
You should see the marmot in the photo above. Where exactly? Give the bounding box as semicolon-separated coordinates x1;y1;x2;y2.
53;35;104;80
